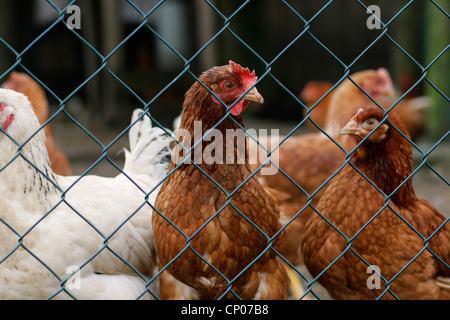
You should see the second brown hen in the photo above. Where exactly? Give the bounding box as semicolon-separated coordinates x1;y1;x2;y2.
302;105;450;299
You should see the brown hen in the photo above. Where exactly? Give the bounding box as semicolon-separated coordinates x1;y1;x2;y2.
2;72;72;176
153;61;289;300
302;105;450;299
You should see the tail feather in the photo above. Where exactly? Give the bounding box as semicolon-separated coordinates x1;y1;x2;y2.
123;109;173;183
437;277;450;291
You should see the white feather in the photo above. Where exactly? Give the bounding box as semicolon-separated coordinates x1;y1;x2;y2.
0;89;172;299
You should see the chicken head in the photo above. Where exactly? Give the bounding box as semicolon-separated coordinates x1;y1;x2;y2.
206;60;264;116
0;89;43;144
341;106;392;144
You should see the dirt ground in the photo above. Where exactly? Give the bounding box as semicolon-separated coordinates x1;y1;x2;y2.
52;115;449;300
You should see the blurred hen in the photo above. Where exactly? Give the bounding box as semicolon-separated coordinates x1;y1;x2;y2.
251;68;396;267
2;71;72;176
299;73;429;140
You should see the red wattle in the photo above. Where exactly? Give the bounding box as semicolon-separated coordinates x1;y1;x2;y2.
230;100;249;116
3;114;14;131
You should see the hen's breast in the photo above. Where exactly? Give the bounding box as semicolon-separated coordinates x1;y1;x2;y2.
153;162;280;297
302;165;443;299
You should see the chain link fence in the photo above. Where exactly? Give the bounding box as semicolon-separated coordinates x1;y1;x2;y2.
0;0;448;300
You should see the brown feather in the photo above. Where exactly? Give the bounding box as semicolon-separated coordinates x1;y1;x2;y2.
153;63;288;300
302;105;450;300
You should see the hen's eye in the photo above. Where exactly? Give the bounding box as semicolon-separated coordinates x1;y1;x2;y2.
366;118;377;126
224;82;234;90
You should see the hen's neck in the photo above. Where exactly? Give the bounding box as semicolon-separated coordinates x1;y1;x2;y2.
174;84;248;177
0;134;60;211
180;82;244;131
352;129;416;207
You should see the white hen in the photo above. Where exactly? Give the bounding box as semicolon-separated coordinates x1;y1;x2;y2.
0;88;172;299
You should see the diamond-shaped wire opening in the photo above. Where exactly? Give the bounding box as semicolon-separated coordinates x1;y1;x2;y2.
0;0;448;300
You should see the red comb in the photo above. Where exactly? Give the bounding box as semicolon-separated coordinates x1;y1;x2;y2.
229;60;257;81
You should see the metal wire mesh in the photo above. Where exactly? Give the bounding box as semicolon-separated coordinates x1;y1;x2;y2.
0;0;448;300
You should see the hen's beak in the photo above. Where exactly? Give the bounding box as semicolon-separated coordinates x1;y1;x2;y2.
243;87;264;104
341;119;362;136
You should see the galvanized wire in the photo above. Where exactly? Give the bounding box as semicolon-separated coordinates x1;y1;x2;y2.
0;0;448;300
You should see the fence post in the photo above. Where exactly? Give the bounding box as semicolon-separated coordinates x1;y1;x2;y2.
80;0;102;120
424;1;450;137
100;0;123;123
194;0;218;71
